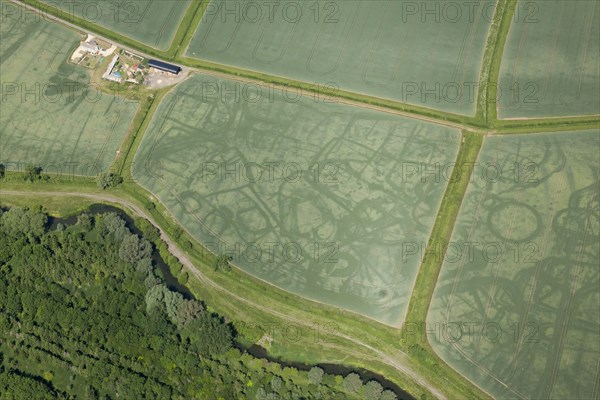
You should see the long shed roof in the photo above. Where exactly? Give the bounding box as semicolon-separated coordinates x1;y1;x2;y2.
148;59;181;74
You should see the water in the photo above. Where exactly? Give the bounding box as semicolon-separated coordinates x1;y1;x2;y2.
48;204;194;299
49;204;413;399
244;344;415;400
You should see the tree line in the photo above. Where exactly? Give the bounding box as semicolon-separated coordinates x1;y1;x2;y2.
0;206;400;400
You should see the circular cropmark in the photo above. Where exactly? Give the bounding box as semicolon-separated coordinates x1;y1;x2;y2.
370;286;396;306
487;202;542;242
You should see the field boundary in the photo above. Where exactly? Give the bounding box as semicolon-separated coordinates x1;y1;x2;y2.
480;0;517;125
13;0;200;54
425;131;600;399
11;0;599;133
0;185;442;400
2;1;599;399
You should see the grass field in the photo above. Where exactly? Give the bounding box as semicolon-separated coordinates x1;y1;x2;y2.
0;193;98;216
0;9;138;176
36;0;191;50
427;130;600;399
0;185;490;400
132;73;461;326
497;0;600;118
185;0;496;116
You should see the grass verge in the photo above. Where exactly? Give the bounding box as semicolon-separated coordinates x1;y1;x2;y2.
404;131;483;324
111;87;173;176
14;0;597;134
400;131;488;399
174;0;212;58
475;0;514;124
0;193;98;216
0;175;491;400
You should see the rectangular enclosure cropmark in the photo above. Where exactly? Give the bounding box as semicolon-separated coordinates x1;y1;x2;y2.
132;73;461;326
36;0;191;50
498;0;600;118
0;9;138;176
427;130;600;399
185;0;496;116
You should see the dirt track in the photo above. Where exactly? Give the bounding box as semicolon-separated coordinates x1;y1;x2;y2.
0;189;447;400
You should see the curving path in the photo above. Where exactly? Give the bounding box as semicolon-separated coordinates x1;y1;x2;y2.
0;189;447;400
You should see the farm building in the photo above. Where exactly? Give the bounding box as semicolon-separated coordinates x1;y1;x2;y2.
148;59;181;75
80;40;100;54
102;55;122;83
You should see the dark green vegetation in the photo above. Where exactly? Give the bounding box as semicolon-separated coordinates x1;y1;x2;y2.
0;206;398;400
428;130;600;399
0;184;490;400
1;0;599;398
96;172;123;189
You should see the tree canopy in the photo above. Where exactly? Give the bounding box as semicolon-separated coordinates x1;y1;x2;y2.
0;207;392;399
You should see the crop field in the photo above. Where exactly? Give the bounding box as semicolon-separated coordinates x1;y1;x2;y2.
132;73;461;326
0;10;138;176
185;0;496;116
498;0;600;118
427;130;600;399
38;0;191;50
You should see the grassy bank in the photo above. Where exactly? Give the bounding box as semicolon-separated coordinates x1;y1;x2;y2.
0;193;98;216
400;132;489;399
479;0;517;125
475;0;513;124
0;177;492;400
14;0;597;134
3;1;598;399
405;132;484;324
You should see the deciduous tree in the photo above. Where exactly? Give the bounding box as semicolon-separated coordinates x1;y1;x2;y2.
342;373;362;393
119;235;152;264
364;380;384;400
308;367;324;385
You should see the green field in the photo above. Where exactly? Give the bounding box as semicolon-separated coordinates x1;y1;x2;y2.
427;130;600;399
497;0;600;118
0;9;138;176
185;0;496;116
132;73;461;326
37;0;191;50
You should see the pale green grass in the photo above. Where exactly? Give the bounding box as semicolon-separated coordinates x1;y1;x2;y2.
428;129;600;399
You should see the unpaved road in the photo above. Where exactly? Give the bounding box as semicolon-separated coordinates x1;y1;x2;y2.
5;3;452;397
0;189;447;400
10;0;468;133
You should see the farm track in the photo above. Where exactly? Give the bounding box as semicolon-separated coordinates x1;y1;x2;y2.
9;0;470;132
11;0;598;135
0;189;447;400
4;1;599;399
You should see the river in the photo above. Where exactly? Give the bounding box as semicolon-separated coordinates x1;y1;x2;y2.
48;204;194;299
49;204;414;400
